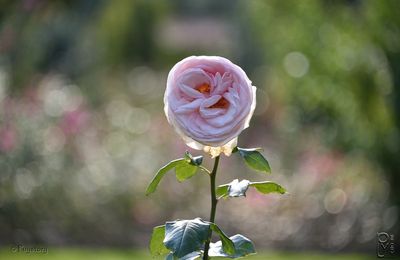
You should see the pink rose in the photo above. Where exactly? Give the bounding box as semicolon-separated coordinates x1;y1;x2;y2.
164;56;256;157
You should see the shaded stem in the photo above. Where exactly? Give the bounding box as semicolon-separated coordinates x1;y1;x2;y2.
203;155;220;260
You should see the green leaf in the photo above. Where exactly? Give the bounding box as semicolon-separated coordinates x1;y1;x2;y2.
217;179;286;198
208;234;256;258
249;181;286;194
146;152;204;195
185;151;203;166
236;147;271;174
216;185;229;199
175;162;198;182
146;159;185;195
150;225;169;256
164;218;210;258
210;224;235;256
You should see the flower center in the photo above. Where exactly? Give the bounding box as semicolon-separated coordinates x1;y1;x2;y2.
196;83;211;94
209;97;229;109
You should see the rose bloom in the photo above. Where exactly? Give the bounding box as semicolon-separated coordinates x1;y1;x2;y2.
164;56;256;157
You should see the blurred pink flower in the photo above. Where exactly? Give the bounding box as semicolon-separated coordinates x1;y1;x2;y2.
0;125;17;153
164;56;256;157
60;108;89;136
299;150;343;184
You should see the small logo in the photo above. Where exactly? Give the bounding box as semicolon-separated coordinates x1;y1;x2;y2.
377;232;395;258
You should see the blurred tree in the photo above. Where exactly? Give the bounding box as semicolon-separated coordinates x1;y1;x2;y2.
246;0;400;209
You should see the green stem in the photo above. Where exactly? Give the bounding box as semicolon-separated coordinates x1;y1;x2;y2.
203;155;220;260
199;165;211;175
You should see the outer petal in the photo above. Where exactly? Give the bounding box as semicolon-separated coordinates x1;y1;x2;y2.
243;85;257;129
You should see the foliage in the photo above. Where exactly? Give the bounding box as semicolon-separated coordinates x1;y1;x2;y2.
147;150;285;259
216;179;286;198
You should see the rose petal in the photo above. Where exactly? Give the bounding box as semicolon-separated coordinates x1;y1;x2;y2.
179;84;204;99
212;72;233;95
174;99;203;114
199;107;225;119
178;68;213;95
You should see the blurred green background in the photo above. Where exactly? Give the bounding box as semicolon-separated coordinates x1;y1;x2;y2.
0;0;399;259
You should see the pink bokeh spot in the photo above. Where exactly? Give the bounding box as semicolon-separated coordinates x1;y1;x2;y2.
0;126;17;153
60;108;89;136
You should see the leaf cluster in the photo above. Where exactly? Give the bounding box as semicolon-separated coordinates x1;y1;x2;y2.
147;147;287;259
